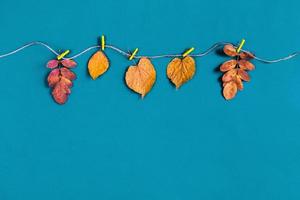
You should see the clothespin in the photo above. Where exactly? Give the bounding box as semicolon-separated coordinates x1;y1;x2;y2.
182;47;195;57
101;35;105;51
129;48;139;60
57;50;70;60
236;39;245;53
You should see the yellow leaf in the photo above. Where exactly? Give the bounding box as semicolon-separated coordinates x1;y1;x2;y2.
88;51;109;80
125;57;156;98
167;56;196;89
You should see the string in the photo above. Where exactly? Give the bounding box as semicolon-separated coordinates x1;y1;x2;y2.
0;41;299;64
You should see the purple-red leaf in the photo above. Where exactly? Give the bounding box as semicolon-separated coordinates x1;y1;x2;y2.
52;81;71;104
60;67;76;80
60;77;73;87
61;59;77;68
47;60;59;69
47;69;60;87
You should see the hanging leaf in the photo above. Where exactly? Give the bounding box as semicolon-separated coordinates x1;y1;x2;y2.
88;51;109;80
239;52;254;60
238;60;255;71
167;56;196;89
234;76;244;91
47;68;60;87
52;81;70;104
222;69;237;82
237;69;250;81
61;59;77;68
223;81;237;100
60;67;76;80
223;44;238;57
46;58;77;105
125;57;156;98
47;60;59;69
60;76;73;87
220;60;237;72
221;44;255;100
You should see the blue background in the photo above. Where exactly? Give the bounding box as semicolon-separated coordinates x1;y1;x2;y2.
0;0;300;199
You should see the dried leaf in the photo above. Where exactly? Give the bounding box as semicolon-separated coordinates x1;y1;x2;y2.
60;76;73;87
60;67;76;80
222;69;237;82
237;69;250;81
224;44;238;57
223;81;237;100
125;57;156;97
88;51;109;80
47;60;59;69
220;60;237;72
46;58;77;104
61;59;77;68
52;81;71;104
167;56;196;88
238;60;255;71
47;68;60;87
234;76;244;90
239;52;254;60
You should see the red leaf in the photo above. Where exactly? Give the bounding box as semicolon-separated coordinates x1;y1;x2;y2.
60;67;76;80
52;85;68;104
47;69;60;87
52;81;71;104
61;59;77;68
47;60;59;69
60;77;73;87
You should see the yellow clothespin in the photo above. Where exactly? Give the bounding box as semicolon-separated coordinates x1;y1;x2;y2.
182;47;195;57
101;35;105;51
236;39;245;53
57;50;70;60
129;48;139;60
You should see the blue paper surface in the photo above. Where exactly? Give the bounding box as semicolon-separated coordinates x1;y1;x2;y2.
0;0;300;199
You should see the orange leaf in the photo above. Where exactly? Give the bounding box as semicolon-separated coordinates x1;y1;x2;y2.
125;57;156;98
88;51;109;80
234;76;244;91
220;60;237;72
222;69;237;82
167;56;196;89
239;52;254;60
223;81;237;100
238;60;255;71
237;69;250;81
223;44;238;57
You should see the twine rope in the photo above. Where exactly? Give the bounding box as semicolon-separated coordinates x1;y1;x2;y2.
0;41;299;63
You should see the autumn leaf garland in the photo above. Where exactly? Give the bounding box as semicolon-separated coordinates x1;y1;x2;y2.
47;58;77;104
44;42;257;104
220;44;255;100
86;50;196;97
